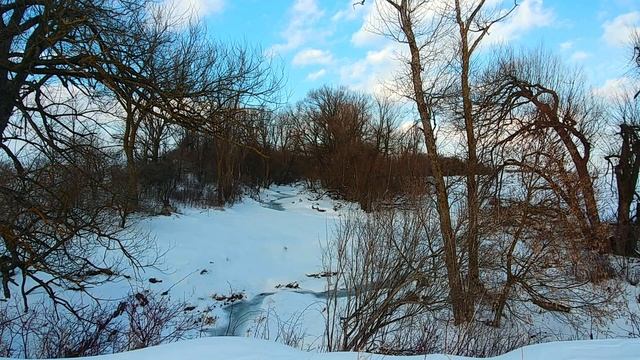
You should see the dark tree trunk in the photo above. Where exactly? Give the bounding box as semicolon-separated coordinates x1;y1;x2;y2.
385;0;470;324
613;124;640;256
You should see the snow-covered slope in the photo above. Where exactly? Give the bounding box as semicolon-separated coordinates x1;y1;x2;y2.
74;184;640;345
97;185;351;340
6;184;638;359
11;337;635;360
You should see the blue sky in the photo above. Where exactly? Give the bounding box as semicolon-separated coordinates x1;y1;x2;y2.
168;0;640;101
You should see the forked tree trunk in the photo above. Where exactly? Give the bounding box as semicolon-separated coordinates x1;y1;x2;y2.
613;124;640;255
387;0;470;324
519;90;605;250
454;0;481;294
122;107;141;224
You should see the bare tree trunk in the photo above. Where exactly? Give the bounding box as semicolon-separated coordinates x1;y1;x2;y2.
151;129;162;163
122;106;141;225
555;126;601;232
524;93;604;249
0;92;15;141
386;0;470;324
613;124;640;255
454;0;480;293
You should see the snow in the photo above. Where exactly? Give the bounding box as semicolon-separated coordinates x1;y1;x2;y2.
5;184;639;359
89;185;351;339
7;336;636;360
145;185;339;293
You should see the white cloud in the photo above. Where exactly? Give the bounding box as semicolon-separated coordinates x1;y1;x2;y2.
570;51;590;62
306;69;327;81
602;12;640;47
352;0;553;48
344;0;553;96
292;48;334;66
350;0;395;47
163;0;224;21
487;0;554;44
593;77;635;101
268;0;325;55
351;27;382;47
365;45;395;64
560;41;574;50
340;60;368;82
339;43;404;96
332;2;366;22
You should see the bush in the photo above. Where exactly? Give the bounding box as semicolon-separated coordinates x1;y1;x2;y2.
0;292;200;358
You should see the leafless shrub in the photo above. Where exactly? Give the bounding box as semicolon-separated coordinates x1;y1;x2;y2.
247;304;321;351
436;319;537;357
323;207;448;352
627;303;640;338
612;256;640;286
480;163;622;332
123;291;200;350
0;135;159;316
0;292;199;358
0;303;17;357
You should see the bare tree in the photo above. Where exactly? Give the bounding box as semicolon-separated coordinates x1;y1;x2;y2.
372;0;471;324
485;49;607;253
356;1;619;334
324;208;448;352
607;95;640;256
291;87;374;206
449;0;517;294
468;49;625;331
0;134;155;313
0;0;172;313
482;144;618;327
0;0;284;312
633;31;640;99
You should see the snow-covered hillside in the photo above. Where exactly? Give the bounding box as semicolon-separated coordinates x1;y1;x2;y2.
96;185;352;343
5;184;638;359
11;337;636;360
93;185;640;346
